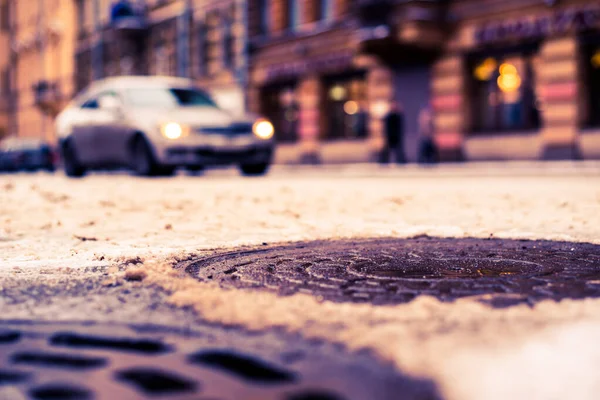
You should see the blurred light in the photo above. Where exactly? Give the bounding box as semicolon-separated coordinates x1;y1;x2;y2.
281;88;295;106
497;63;521;93
371;101;389;118
499;63;517;76
474;58;497;81
592;50;600;69
330;85;347;101
253;119;275;139
161;122;186;139
344;100;359;115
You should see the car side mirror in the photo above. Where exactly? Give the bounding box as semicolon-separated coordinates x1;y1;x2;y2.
98;96;121;112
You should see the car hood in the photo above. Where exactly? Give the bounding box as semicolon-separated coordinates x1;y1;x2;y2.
132;107;258;127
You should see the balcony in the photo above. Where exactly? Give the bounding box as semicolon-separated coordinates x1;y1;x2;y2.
33;81;63;116
355;0;451;62
109;0;148;35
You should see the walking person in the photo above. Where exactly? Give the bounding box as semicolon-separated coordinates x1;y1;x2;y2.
381;101;406;164
417;104;437;164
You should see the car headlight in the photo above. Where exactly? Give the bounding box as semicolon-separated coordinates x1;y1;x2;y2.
160;122;189;140
252;119;274;140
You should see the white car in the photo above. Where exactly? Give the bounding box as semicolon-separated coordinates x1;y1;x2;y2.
55;76;275;177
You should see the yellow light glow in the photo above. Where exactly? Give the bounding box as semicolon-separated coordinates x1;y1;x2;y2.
499;63;517;76
592;50;600;69
253;119;275;139
161;122;185;140
497;73;522;93
330;85;347;101
496;62;522;93
474;57;497;81
343;100;359;115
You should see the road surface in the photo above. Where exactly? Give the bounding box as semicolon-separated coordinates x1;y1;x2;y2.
1;162;600;400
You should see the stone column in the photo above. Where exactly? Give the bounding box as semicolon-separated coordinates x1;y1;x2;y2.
538;36;580;160
270;0;287;33
333;0;350;17
431;55;465;162
297;75;322;164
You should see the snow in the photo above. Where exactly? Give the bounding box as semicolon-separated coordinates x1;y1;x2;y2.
1;163;600;400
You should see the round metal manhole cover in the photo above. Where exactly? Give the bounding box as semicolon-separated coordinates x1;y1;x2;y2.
0;321;440;400
181;237;600;307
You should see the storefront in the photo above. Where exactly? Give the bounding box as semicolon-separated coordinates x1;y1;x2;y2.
432;0;600;161
249;24;375;162
321;71;369;141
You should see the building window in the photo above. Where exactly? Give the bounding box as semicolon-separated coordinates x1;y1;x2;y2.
322;73;369;141
582;40;600;127
196;23;208;77
1;67;10;95
469;52;540;133
76;0;85;34
287;0;301;32
317;0;334;23
223;18;235;70
258;0;269;35
0;1;9;32
261;83;299;142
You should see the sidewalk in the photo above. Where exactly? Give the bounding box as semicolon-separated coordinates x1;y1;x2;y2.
272;142;600;177
267;159;600;178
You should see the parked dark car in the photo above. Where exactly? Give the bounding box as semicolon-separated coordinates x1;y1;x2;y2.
0;138;57;173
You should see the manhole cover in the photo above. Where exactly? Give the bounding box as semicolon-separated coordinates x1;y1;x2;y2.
181;237;600;307
0;321;440;400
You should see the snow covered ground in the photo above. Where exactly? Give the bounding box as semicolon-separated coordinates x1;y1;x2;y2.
1;162;600;400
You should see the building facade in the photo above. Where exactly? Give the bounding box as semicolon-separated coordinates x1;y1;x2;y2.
248;0;600;162
0;0;9;140
74;0;248;116
0;0;78;142
439;0;600;160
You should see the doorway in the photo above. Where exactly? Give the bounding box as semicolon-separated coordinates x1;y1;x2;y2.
393;64;431;163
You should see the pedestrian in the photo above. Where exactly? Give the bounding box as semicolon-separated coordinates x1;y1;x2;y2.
417;104;437;164
381;101;406;164
355;101;368;139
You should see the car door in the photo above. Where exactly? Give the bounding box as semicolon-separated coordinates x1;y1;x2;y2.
93;91;130;165
71;97;102;165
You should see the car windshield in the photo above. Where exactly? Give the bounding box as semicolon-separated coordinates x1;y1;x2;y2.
123;87;218;108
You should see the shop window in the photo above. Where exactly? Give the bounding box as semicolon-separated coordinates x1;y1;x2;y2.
582;41;600;127
261;84;299;143
322;74;369;141
469;53;541;133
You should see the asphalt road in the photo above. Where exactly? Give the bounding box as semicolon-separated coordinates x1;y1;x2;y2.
1;162;600;400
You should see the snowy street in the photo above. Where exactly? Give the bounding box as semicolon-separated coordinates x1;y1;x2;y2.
1;162;600;400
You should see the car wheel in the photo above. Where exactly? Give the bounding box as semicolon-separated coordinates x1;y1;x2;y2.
157;166;177;177
186;165;204;175
131;137;159;177
239;162;270;176
62;141;86;178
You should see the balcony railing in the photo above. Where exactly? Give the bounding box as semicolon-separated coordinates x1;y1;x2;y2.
109;1;148;33
355;0;450;47
33;81;63;115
